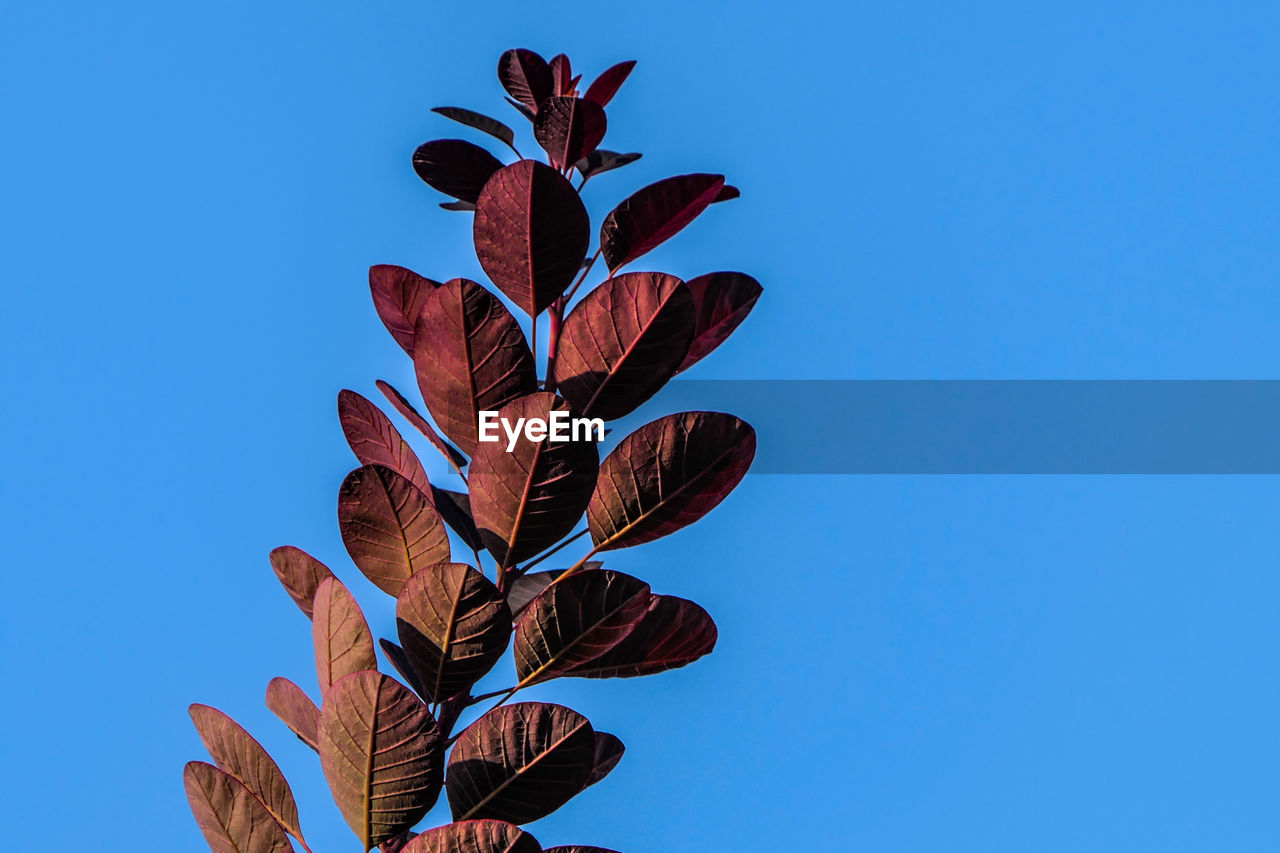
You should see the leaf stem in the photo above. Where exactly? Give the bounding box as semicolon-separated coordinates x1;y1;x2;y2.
562;246;602;307
519;528;589;573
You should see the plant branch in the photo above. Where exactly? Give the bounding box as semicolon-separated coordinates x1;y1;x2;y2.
519;528;589;573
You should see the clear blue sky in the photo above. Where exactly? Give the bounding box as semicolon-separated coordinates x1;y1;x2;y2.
3;2;1279;850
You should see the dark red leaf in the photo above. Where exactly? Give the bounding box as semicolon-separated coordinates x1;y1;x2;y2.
338;464;452;596
412;278;538;455
575;150;641;179
469;393;599;568
506;563;602;614
396;562;512;702
584;731;625;789
432;107;517;151
569;594;717;678
339;389;434;498
552;272;695;420
588;412;755;550
413;139;504;204
583;60;636;108
676;272;763;373
432;487;484;551
319;672;443;849
473;161;590;318
370;265;441;355
504;96;536;123
184;761;293;853
376;380;468;470
380;638;433;701
403;820;541;853
269;546;335;619
265;677;319;751
534;97;607;170
447;702;595;824
713;184;740;202
549;53;573;96
498;49;554;113
441;200;478;212
312;577;377;694
600;173;726;271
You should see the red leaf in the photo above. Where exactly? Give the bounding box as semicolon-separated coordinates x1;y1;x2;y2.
184;761;293;853
432;487;484;551
265;677;319;751
575;150;641;180
403;820;541;853
600;174;725;271
312;577;377;694
549;53;573;96
268;546;335;619
432;107;517;151
376;380;468;470
583;60;636;108
713;184;740;202
473;160;590;318
569;594;717;678
534;97;607;170
583;731;625;789
338;464;451;596
551;272;695;420
676;271;763;373
412;139;504;204
339;389;434;499
412;278;538;455
498;49;554;113
370;265;441;355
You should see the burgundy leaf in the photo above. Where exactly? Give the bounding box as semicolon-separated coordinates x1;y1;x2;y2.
339;465;451;596
312;577;377;694
588;412;755;550
584;731;625;789
403;820;541;853
184;761;293;853
569;594;717;678
551;272;695;420
473;160;590;318
498;49;554;113
513;569;650;686
600;173;726;271
574;150;641;180
380;638;433;702
549;53;573;96
269;546;335;619
376;380;468;470
370;265;442;355
189;705;304;842
583;60;635;108
441;200;479;212
412;278;537;455
339;389;434;498
504;96;536;123
265;677;319;751
447;702;595;824
395;562;512;703
319;671;443;849
676;271;763;373
713;184;740;202
469;393;600;568
413;140;504;204
505;563;602;614
433;107;517;151
433;487;484;552
533;97;607;170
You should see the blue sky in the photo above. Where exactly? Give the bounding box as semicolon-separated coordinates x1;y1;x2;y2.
3;1;1279;850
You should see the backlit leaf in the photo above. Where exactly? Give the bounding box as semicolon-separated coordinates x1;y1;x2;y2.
412;278;537;455
498;49;554;113
265;677;319;751
574;150;641;180
583;60;635;108
184;761;292;853
551;272;694;420
569;594;717;678
473;160;590;318
413;139;504;204
713;184;740;202
380;638;433;702
433;488;485;552
319;671;443;849
584;732;624;789
600;174;725;271
676;272;763;373
588;412;755;550
447;702;595;824
432;107;517;150
339;389;434;497
504;96;536;123
534;97;606;170
338;464;451;596
403;820;541;853
396;562;511;703
513;570;650;686
370;264;441;355
312;577;377;694
268;546;335;619
549;53;573;96
469;392;599;567
376;380;468;470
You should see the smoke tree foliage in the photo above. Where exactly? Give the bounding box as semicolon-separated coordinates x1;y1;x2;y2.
184;48;763;853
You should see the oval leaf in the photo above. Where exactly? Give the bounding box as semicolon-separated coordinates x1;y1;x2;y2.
588;412;755;550
269;546;335;620
396;562;512;703
184;761;293;853
370;264;441;355
583;60;635;108
413;139;504;204
312;577;377;694
600;174;726;272
189;705;304;841
549;53;573;96
513;569;650;686
584;731;625;789
447;702;595;824
340;390;434;497
380;638;433;701
432;487;485;551
498;49;554;113
505;563;602;615
412;278;538;455
534;97;606;170
551;272;695;420
319;671;444;849
404;820;541;853
469;392;600;568
575;149;641;180
376;380;468;470
432;107;517;150
473;160;590;318
676;271;763;373
265;677;319;751
569;594;717;678
338;464;451;596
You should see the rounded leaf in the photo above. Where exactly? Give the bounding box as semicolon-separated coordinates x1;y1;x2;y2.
534;96;606;170
184;761;293;853
339;389;434;497
498;49;554;113
370;264;441;355
575;149;641;180
584;731;625;789
312;577;377;694
338;464;451;596
265;677;319;751
600;174;725;271
269;546;335;620
413;139;504;204
432;107;517;150
583;60;635;108
403;820;541;853
376;380;468;470
676;271;763;373
569;594;717;678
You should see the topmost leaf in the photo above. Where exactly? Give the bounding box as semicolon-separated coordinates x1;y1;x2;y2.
432;107;517;151
498;49;554;114
583;60;635;108
600;174;725;271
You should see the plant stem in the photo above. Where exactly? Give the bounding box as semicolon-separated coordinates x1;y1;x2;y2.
446;685;521;746
545;302;562;393
519;528;589;572
564;247;602;305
